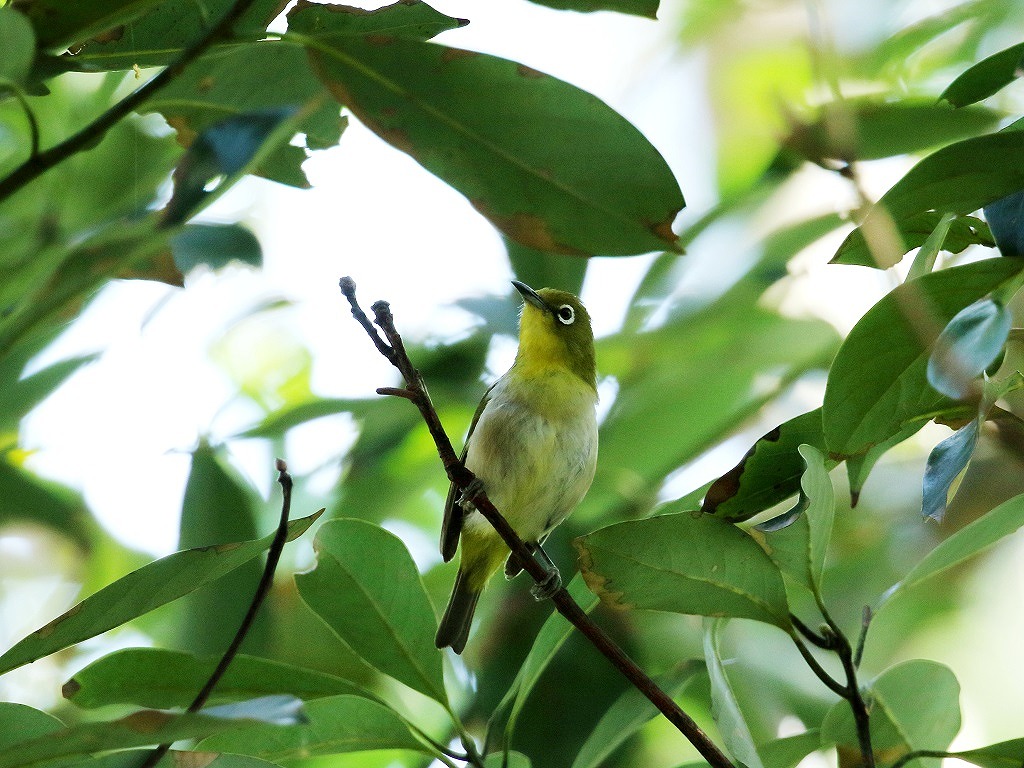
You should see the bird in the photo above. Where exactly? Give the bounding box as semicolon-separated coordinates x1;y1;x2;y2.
435;280;598;654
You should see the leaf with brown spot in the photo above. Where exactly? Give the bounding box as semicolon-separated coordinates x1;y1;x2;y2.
703;408;834;521
0;510;322;677
305;36;685;256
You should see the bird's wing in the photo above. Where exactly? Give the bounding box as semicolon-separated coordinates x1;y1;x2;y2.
440;382;495;562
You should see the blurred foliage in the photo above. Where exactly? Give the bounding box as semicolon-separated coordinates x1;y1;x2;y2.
5;1;1024;768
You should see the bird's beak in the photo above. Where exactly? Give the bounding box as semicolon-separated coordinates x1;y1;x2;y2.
512;280;550;313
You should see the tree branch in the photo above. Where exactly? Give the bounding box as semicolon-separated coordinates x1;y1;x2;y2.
137;459;295;768
818;602;875;768
339;277;735;768
0;0;262;204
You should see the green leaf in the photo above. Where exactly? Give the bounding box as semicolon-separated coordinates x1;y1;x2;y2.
484;752;532;768
64;648;367;709
785;97;999;163
821;660;960;768
703;409;831;521
942;42;1024;107
0;709;283;768
10;0;163;51
953;738;1024;768
571;660;703;768
524;0;658;19
833;212;993;268
164;107;300;225
928;298;1012;399
887;491;1024;601
305;36;684;256
906;212;954;282
171;223;263;273
822;258;1023;456
704;619;764;768
575;513;791;628
0;704;63;750
0;8;36;85
756;445;835;594
295;519;446;704
835;131;1024;268
0;510;322;676
0;353;97;436
287;0;465;42
197;694;429;760
64;0;285;69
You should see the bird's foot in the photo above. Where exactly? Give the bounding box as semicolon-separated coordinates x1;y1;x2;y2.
458;477;485;509
530;565;561;601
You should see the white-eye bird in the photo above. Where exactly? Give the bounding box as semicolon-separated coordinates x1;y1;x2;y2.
435;280;598;654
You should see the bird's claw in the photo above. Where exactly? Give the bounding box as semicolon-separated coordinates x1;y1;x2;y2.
530;566;561;600
459;477;485;509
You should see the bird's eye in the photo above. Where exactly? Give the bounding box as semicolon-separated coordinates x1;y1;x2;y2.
557;305;575;325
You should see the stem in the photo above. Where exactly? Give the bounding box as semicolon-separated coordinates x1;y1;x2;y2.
137;459;295;768
339;277;736;768
0;0;262;204
890;749;951;768
789;632;848;698
790;613;836;650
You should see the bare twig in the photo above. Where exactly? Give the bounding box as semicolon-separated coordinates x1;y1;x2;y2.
137;459;295;768
818;602;875;768
0;0;262;204
339;277;736;768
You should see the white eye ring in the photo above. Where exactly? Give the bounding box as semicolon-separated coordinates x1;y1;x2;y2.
556;305;575;325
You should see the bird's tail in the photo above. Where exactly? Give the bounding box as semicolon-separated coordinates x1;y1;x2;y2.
435;568;481;654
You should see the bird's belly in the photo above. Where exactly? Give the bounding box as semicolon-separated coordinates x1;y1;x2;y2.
462;387;597;544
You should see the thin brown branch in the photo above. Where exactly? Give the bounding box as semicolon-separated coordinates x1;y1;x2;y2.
817;602;875;768
137;459;295;768
339;277;736;768
0;0;262;204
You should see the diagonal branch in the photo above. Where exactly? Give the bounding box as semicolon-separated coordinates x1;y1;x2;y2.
0;0;262;204
136;459;295;768
339;276;736;768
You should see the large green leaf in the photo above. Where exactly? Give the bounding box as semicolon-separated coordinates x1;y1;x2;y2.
197;694;429;760
304;36;684;256
295;519;446;704
952;738;1024;768
835;131;1024;268
575;513;791;628
821;660;960;768
0;510;321;676
77;752;283;768
286;0;465;42
942;42;1024;107
822;258;1023;456
64;647;367;710
832;212;993;269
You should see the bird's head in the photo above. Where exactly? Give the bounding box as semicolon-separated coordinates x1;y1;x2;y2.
512;280;596;390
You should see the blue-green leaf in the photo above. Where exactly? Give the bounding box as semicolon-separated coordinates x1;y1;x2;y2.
922;419;981;522
927;298;1012;399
